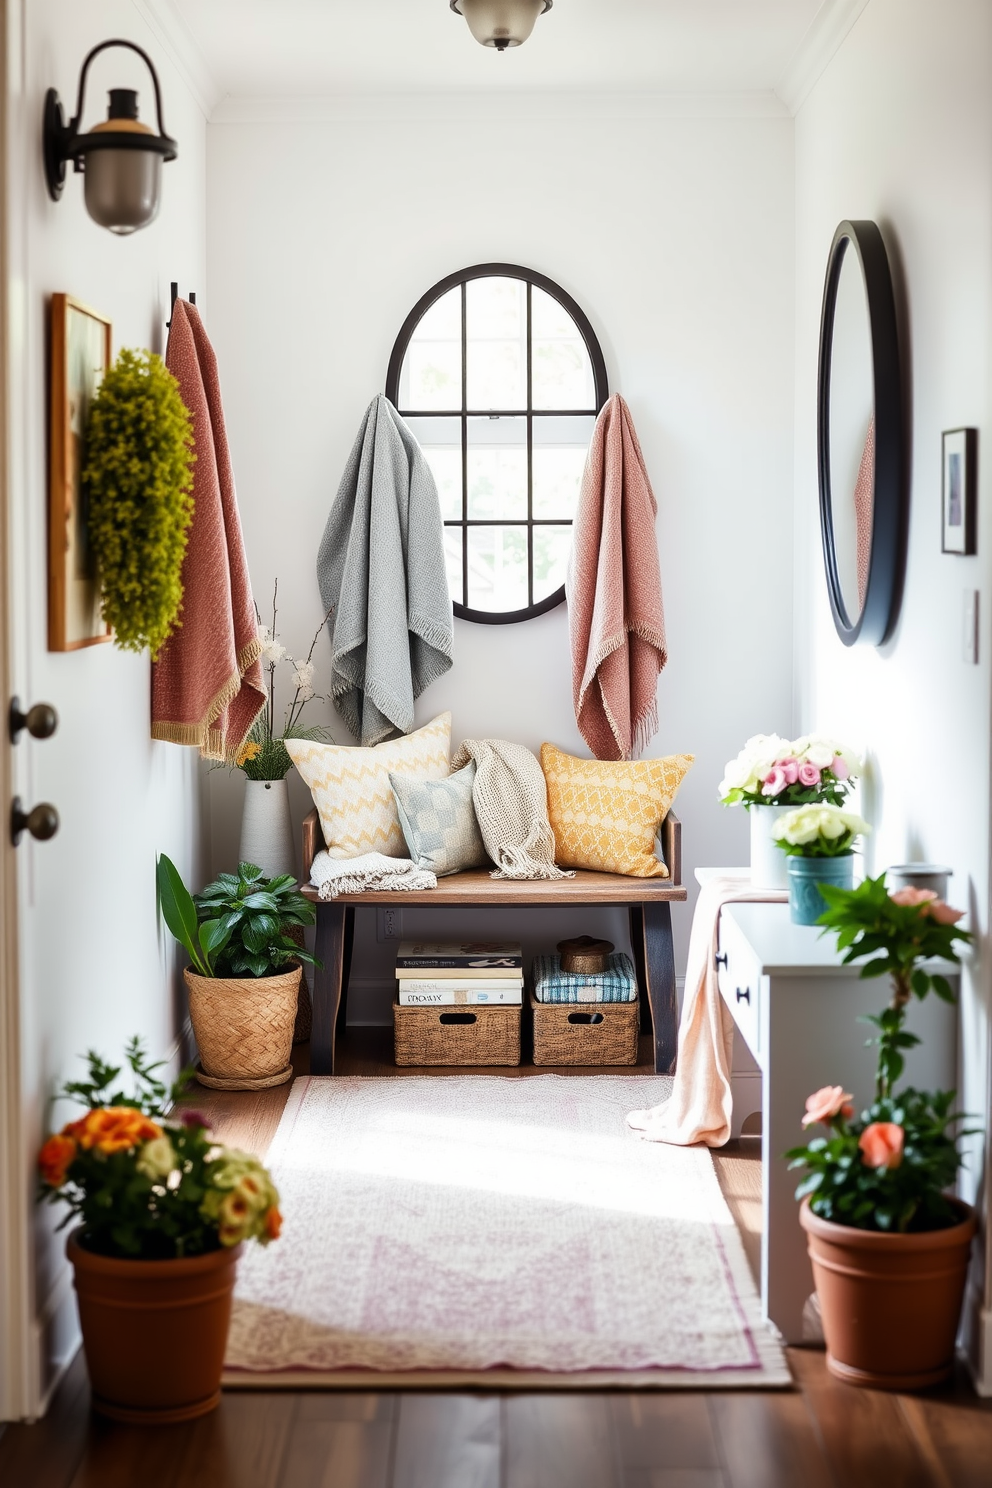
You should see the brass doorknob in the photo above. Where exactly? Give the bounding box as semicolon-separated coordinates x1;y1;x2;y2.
9;697;59;743
11;797;60;846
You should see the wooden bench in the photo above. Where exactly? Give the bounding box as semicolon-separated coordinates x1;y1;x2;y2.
301;808;686;1075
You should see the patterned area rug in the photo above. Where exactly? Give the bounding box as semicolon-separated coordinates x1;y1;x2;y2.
223;1075;789;1388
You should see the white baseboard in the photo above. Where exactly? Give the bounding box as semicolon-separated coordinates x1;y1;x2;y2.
30;1265;80;1419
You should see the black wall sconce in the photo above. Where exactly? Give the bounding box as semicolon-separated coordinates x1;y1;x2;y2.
43;39;177;235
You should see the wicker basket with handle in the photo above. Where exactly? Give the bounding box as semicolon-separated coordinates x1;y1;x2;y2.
530;990;639;1066
393;1001;521;1067
185;964;301;1084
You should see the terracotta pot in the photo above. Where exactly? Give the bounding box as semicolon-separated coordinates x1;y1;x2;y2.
800;1196;977;1390
185;962;301;1082
68;1228;241;1422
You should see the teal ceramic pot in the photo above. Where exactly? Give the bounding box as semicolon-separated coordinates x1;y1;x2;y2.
788;854;855;925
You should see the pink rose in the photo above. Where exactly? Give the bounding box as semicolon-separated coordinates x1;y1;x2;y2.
761;766;788;798
927;900;965;925
890;886;937;907
802;1085;854;1128
777;757;800;785
859;1122;904;1170
798;762;821;788
831;755;850;781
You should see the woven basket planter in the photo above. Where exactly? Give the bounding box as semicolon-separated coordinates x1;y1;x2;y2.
394;1001;521;1067
185;963;301;1085
530;990;639;1066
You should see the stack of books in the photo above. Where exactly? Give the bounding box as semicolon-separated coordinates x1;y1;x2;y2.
395;942;523;1005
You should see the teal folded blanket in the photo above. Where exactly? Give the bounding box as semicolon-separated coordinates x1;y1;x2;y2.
532;953;637;1003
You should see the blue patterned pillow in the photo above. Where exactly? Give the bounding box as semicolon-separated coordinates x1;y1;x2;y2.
389;761;489;877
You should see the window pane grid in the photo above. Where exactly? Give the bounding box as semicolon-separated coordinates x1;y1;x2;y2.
389;266;606;620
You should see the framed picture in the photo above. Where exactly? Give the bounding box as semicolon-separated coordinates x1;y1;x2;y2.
48;293;112;650
941;427;977;556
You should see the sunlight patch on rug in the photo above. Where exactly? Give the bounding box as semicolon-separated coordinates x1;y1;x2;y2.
224;1076;788;1385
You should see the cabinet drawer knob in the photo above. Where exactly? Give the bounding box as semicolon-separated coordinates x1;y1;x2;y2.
736;986;751;1004
715;952;728;970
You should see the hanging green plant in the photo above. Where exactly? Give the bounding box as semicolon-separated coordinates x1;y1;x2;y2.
82;348;195;658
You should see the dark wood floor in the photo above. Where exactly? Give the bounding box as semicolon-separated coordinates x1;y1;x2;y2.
2;1031;990;1488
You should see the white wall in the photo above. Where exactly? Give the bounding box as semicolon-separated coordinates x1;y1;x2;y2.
794;0;992;1387
205;97;796;1017
4;0;207;1414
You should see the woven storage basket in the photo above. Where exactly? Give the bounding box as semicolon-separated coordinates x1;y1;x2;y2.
530;989;639;1066
393;1001;521;1067
184;964;301;1083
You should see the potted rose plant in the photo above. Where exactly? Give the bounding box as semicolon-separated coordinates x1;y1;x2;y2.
38;1039;280;1422
157;855;318;1089
773;801;871;923
787;876;976;1390
719;733;861;889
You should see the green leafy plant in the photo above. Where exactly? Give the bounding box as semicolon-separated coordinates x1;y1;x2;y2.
37;1041;281;1259
82;348;195;658
786;876;975;1233
157;854;319;980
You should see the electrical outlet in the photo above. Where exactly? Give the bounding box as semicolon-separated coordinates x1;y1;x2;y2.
377;907;401;942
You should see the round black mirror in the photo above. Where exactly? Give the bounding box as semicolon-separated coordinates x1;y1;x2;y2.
817;220;905;646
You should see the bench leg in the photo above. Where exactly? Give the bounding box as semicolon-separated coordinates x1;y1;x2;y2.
311;903;349;1075
638;902;678;1074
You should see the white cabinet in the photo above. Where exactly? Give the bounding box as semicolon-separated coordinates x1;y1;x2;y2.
715;900;957;1343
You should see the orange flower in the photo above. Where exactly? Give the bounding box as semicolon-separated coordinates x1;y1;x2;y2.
802;1086;854;1128
859;1121;904;1170
38;1133;77;1187
72;1106;163;1155
264;1206;282;1241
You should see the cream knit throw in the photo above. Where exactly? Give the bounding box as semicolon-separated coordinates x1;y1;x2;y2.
451;739;572;881
310;850;437;900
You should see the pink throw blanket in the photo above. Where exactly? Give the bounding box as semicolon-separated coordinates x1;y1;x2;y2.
627;876;787;1147
567;394;667;761
152;301;265;761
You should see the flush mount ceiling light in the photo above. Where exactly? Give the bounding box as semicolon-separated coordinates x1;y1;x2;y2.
43;39;177;235
450;0;553;51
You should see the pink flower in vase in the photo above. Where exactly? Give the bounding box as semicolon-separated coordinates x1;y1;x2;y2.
831;755;850;781
859;1122;904;1170
778;757;800;785
798;762;821;788
761;766;788;798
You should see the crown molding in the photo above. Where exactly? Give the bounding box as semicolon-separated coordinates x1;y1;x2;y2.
775;0;871;114
211;89;790;126
131;0;223;119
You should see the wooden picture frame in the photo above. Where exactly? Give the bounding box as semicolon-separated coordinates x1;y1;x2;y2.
48;293;113;650
941;427;977;556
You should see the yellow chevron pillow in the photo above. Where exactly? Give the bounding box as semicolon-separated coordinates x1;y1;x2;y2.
287;713;452;860
540;743;693;878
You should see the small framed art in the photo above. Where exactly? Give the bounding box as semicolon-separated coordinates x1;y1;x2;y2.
941;427;977;556
48;292;112;650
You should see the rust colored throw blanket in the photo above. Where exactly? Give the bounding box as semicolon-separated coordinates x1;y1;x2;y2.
567;394;667;762
152;301;265;761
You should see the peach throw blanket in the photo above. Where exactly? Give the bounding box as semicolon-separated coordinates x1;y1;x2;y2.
567;394;667;761
627;876;787;1147
152;301;265;761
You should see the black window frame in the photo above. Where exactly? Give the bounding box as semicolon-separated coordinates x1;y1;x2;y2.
385;262;609;625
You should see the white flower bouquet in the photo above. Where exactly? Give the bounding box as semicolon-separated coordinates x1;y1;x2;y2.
719;733;861;810
773;803;871;858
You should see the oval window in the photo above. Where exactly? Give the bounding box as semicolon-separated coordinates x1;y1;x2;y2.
385;263;608;624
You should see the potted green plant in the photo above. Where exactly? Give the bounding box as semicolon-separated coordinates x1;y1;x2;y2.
772;801;871;923
157;856;318;1089
234;580;334;879
787;876;977;1389
37;1039;280;1422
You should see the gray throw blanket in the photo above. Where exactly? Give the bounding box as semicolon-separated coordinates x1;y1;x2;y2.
451;739;572;881
318;396;454;747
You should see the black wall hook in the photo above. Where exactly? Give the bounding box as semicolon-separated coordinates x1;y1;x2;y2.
166;280;197;328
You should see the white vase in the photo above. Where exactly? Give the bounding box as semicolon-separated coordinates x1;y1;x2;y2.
239;777;297;880
749;804;793;890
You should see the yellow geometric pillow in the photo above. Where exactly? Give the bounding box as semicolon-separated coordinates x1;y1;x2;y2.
540;743;693;878
286;713;451;860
